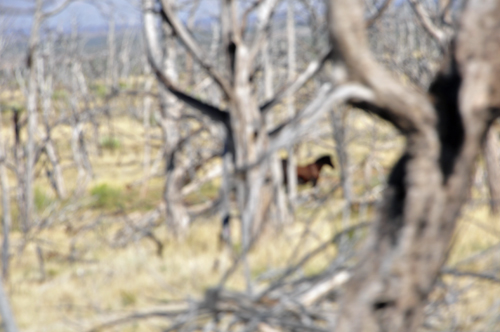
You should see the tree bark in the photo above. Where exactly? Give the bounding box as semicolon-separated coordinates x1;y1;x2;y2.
144;0;190;237
484;127;500;214
24;0;43;233
38;38;66;199
107;15;118;91
0;110;11;281
0;280;18;332
286;0;297;211
330;105;353;246
327;1;500;331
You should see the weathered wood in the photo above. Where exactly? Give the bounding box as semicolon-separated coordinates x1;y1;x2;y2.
328;0;500;331
484;127;500;214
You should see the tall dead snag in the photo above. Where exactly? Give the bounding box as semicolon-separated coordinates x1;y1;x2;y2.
160;20;190;238
144;0;279;251
24;0;43;233
143;0;190;237
0;110;11;280
39;32;66;199
285;0;297;212
144;0;372;293
328;0;500;331
484;127;500;214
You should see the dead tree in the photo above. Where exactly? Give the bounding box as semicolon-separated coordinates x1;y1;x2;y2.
330;104;353;236
38;32;67;199
24;0;43;233
143;0;367;294
327;0;500;331
0;110;11;281
0;280;18;332
406;0;500;215
21;0;77;231
285;0;298;212
484;126;500;214
143;0;190;237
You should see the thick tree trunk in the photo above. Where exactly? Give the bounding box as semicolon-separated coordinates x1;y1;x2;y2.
328;1;500;331
484;127;500;214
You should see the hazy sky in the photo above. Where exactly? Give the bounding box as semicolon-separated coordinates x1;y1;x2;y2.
0;0;331;34
1;0;142;32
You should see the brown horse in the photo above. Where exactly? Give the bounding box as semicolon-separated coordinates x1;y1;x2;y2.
281;155;334;188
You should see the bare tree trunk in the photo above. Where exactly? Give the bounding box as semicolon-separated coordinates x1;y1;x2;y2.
286;0;297;211
484;126;500;214
0;110;11;281
119;28;133;80
0;280;18;332
144;0;190;237
262;20;287;225
162;21;190;238
13;111;26;234
142;60;154;177
330;105;353;237
38;35;66;199
24;0;43;233
263;37;273;103
107;15;118;91
185;0;199;87
327;1;500;331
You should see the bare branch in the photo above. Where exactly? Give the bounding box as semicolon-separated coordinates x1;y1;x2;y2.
42;0;77;19
241;1;261;38
237;83;374;173
441;268;500;283
260;47;332;115
147;54;230;127
365;0;393;28
157;0;233;98
249;0;281;63
407;0;449;47
328;0;436;133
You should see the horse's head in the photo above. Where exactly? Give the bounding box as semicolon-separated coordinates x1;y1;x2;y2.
316;155;335;169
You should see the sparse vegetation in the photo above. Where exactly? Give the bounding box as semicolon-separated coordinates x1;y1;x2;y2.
100;136;121;152
0;0;499;332
90;183;124;210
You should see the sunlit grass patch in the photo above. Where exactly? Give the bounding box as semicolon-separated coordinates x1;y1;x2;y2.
34;185;54;212
100;136;121;152
90;183;124;210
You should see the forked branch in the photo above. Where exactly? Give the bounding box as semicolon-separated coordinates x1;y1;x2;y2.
158;0;233;98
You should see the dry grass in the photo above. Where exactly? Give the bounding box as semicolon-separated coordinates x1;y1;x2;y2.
1;109;499;331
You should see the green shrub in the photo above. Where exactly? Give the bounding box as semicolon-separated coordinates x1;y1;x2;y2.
90;83;108;98
35;186;53;212
52;89;68;101
120;290;137;307
90;183;123;209
118;81;129;89
100;136;121;152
